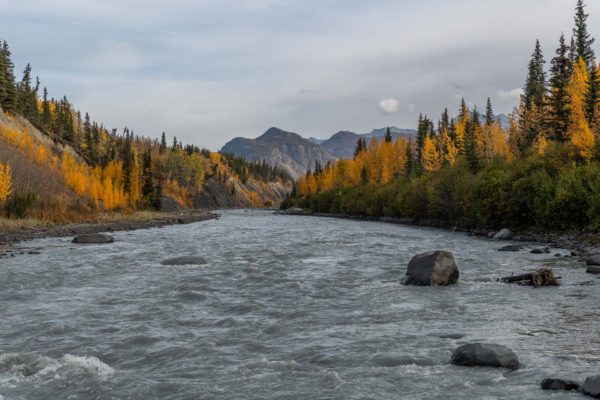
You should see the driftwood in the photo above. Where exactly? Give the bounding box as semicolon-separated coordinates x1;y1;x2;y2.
500;268;560;287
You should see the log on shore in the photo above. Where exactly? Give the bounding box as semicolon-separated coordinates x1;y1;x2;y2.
500;269;560;287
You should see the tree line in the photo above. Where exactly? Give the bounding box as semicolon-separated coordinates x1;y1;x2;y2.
287;0;600;231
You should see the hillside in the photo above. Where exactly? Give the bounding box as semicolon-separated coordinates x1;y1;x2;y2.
221;127;336;180
0;40;292;223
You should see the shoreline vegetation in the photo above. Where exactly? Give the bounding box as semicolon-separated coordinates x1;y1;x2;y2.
0;210;218;246
283;1;600;237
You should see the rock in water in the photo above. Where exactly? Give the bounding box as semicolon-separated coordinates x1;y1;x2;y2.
451;343;519;370
586;255;600;266
72;233;114;244
582;376;600;398
541;378;580;391
497;244;524;252
283;207;304;215
493;228;514;240
531;247;550;254
403;250;459;286
161;256;208;266
587;266;600;274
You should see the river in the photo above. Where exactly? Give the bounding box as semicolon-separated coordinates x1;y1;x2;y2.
0;210;598;399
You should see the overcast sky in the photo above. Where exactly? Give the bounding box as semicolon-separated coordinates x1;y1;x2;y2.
1;0;599;149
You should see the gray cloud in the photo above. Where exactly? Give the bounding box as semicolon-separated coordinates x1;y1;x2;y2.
0;0;598;148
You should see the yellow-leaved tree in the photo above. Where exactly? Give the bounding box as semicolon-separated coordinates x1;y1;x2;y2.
421;135;441;173
0;161;13;203
568;57;595;159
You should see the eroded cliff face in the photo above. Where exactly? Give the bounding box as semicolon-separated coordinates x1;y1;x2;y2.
192;176;291;210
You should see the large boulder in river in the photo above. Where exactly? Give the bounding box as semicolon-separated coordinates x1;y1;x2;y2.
541;378;580;391
72;233;114;244
161;256;208;266
493;228;514;240
582;376;600;398
451;343;519;370
403;250;459;286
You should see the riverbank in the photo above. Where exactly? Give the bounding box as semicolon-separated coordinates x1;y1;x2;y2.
0;210;219;245
280;211;600;255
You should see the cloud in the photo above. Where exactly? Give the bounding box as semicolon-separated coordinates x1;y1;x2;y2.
378;97;400;114
498;88;524;100
84;41;144;70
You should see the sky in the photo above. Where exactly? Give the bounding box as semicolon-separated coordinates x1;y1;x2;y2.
1;0;599;149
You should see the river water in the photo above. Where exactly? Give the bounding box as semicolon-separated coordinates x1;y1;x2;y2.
0;210;598;399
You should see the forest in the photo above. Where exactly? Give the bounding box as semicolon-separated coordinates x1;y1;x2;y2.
0;42;292;221
286;0;600;232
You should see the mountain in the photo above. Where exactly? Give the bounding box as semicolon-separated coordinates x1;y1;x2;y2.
319;131;362;159
221;127;336;180
366;127;417;141
318;128;418;159
496;114;509;130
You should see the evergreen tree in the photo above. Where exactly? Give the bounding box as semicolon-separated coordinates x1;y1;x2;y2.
404;138;414;176
152;180;163;210
439;108;450;133
0;41;17;113
465;108;480;173
353;137;366;158
159;132;167;154
121;129;134;194
523;40;546;111
360;165;369;184
416;114;427;163
547;33;572;141
142;149;154;199
459;98;468;121
485;97;495;126
573;0;595;68
384;127;393;143
41;87;52;130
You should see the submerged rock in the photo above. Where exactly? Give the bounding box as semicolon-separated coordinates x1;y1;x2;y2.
498;245;524;252
403;250;459;286
451;343;519;370
582;376;600;398
587;266;600;274
72;233;114;244
531;247;550;254
161;256;208;266
493;228;514;240
586;255;600;266
541;378;580;391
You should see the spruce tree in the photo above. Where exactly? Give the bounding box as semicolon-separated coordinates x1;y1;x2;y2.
142;149;154;199
439;108;450;133
573;0;595;68
485;97;495;126
360;165;369;184
523;40;546;111
465;108;480;173
384;127;393;143
159;132;167;154
41;87;52;130
404;138;414;176
0;41;17;113
547;33;572;141
416;114;426;163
